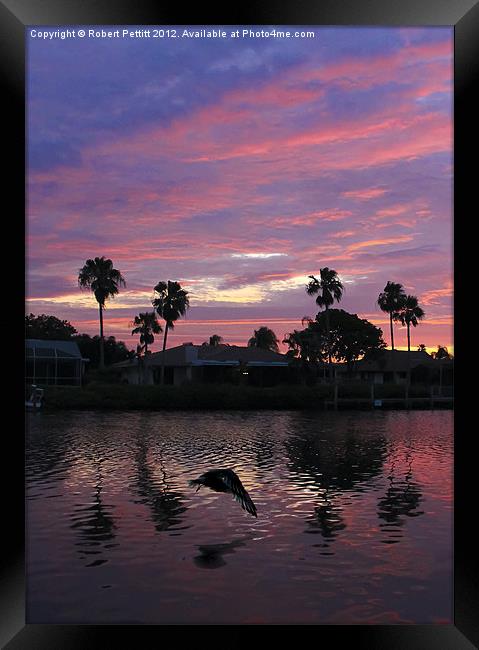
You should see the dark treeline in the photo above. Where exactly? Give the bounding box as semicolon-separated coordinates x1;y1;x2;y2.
27;256;449;382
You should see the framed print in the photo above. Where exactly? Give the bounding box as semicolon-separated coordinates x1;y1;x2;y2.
2;0;477;647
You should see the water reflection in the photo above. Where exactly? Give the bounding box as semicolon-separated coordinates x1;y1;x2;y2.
377;449;424;543
285;416;388;548
193;537;249;569
253;432;277;472
306;489;346;547
70;455;117;567
285;417;388;489
132;433;187;532
26;410;453;625
26;418;74;493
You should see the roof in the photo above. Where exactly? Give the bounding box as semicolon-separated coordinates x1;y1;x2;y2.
201;345;288;365
111;344;289;369
355;350;438;372
26;339;84;359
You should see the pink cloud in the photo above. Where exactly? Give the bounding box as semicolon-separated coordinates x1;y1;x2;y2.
342;188;387;201
27;33;452;354
421;281;453;306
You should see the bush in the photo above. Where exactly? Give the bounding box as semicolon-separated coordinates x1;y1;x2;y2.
40;381;450;412
42;382;336;411
337;383;370;398
375;384;407;398
83;368;123;385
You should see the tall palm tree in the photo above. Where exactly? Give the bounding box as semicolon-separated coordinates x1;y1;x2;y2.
248;326;280;353
395;295;425;353
395;294;425;393
131;312;162;356
78;257;125;369
377;281;406;351
152;280;190;385
306;267;344;376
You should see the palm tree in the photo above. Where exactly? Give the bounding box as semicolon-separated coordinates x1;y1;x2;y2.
202;334;224;347
377;281;406;351
306;267;343;377
248;326;280;353
152;280;190;385
417;343;427;353
78;257;125;369
282;330;303;359
434;345;451;396
435;345;450;360
395;295;425;353
131;312;162;356
131;312;162;384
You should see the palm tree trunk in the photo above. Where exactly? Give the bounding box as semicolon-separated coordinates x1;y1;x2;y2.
143;339;148;385
390;312;395;351
326;307;332;381
99;303;105;370
407;322;411;390
160;324;169;385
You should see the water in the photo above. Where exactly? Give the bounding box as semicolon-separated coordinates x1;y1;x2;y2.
26;409;453;624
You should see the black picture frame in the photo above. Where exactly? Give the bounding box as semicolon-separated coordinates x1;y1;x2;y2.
2;0;476;647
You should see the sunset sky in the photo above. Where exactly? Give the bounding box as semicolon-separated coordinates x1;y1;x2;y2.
26;26;453;354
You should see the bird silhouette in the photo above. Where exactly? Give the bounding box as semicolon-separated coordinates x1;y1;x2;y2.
189;468;257;517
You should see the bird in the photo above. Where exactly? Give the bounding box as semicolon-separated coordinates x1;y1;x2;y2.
189;468;257;517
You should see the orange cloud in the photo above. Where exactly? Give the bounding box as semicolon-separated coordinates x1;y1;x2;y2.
347;235;414;252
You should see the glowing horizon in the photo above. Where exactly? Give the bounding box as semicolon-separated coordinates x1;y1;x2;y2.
27;26;453;355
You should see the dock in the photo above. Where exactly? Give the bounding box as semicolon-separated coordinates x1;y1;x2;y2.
324;383;453;410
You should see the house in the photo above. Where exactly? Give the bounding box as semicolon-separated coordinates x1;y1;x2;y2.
336;349;453;385
111;343;290;386
26;339;89;386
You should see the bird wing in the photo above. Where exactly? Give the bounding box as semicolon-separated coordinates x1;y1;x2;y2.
219;470;257;517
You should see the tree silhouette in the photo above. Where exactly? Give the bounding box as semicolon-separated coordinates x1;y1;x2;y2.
25;313;77;340
306;268;343;378
152;280;190;384
284;310;385;377
283;327;326;383
434;345;451;360
73;334;134;369
394;295;425;353
316;308;386;373
248;326;280;352
131;311;162;356
377;281;406;351
78;257;125;369
202;334;224;346
395;294;425;387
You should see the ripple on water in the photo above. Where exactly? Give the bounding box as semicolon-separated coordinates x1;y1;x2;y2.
26;409;453;625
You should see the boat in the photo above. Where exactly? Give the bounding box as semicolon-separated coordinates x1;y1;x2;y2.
26;385;44;410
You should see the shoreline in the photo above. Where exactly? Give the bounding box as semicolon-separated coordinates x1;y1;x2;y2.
36;383;453;412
